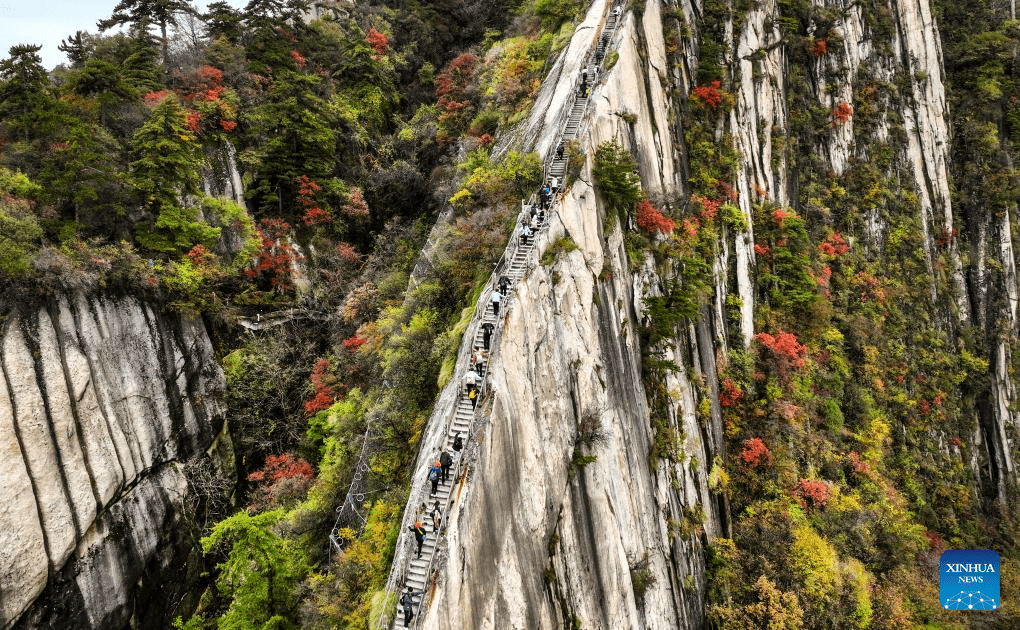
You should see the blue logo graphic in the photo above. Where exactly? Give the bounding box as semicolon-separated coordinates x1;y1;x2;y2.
940;550;1000;611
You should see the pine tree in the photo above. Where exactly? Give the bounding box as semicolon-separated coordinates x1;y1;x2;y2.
130;93;219;253
203;1;245;42
0;44;67;174
246;69;338;217
58;31;94;68
97;0;196;63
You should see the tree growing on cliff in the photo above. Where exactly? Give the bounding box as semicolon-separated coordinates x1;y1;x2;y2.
593;140;642;224
98;0;196;62
183;509;307;629
130;92;220;253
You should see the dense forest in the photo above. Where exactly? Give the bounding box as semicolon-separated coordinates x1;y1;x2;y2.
4;0;1020;627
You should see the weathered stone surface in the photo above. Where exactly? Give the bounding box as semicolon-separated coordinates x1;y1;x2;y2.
0;358;48;626
0;295;228;629
2;324;78;570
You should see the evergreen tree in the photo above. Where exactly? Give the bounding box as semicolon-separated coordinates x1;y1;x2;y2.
97;0;196;62
203;1;245;43
246;68;338;217
130;93;219;253
39;121;128;233
58;31;95;68
67;58;140;127
0;44;67;174
187;510;307;630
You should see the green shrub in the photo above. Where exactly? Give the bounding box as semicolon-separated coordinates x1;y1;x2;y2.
0;168;43;277
604;50;620;71
630;554;656;606
593;141;642;223
540;236;578;265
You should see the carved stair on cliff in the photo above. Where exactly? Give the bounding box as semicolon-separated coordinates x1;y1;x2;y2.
383;5;623;629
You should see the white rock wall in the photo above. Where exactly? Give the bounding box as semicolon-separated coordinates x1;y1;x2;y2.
393;0;1020;624
406;3;722;628
0;294;228;630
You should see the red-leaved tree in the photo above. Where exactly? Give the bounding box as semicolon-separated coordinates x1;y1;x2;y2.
247;218;298;293
793;478;831;509
304;358;337;416
719;378;744;407
436;53;479;141
754;331;808;380
740;437;773;468
636;200;675;234
367;28;389;55
247;453;315;512
692;80;722;109
832;101;853;125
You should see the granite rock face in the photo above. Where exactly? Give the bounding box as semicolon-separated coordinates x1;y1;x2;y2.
0;294;229;630
391;0;1020;627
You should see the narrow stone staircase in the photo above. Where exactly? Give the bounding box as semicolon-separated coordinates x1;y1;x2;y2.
383;5;624;629
391;391;474;629
548;8;620;182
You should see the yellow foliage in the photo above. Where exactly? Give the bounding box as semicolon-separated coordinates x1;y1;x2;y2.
790;525;841;602
708;575;804;629
854;414;890;462
449;188;472;206
841;558;873;628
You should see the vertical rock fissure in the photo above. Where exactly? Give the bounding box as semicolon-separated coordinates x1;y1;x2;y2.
139;304;175;464
47;301;104;515
22;317;85;538
0;329;52;563
68;297;130;489
150;308;191;457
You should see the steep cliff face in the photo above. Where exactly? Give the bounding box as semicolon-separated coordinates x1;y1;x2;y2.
0;294;230;629
400;1;722;628
394;0;1020;626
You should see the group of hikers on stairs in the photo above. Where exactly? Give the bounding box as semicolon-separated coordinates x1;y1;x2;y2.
391;3;624;627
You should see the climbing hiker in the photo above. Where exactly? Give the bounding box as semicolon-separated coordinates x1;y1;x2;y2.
613;5;621;18
550;176;559;194
453;432;464;452
499;275;511;294
595;48;604;64
408;520;427;558
520;223;532;246
431;500;442;533
472;346;487;375
440;449;453;483
556;141;565;160
481;322;495;350
429;459;442;496
463;367;480;399
491;288;503;317
401;587;416;626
